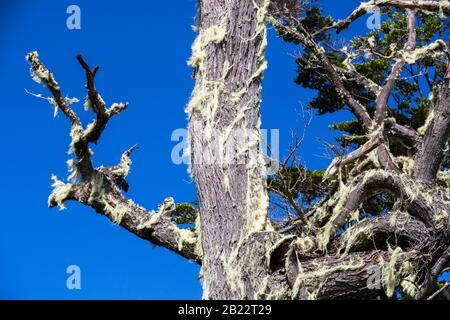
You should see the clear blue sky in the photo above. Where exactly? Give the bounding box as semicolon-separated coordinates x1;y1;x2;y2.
2;0;432;300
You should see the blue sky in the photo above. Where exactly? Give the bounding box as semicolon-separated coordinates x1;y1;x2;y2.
0;0;410;299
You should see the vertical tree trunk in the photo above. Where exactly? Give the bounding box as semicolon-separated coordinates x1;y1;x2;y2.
414;79;450;186
187;0;272;299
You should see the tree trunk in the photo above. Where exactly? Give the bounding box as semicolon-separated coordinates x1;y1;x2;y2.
187;0;273;299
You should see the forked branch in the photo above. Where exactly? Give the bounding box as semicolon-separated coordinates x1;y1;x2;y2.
27;52;201;264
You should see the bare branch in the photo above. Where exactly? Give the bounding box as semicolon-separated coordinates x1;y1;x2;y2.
335;64;382;97
324;132;382;180
337;211;434;256
316;0;450;35
48;173;201;263
375;9;416;125
427;282;450;300
268;17;374;131
26;52;81;126
418;245;450;299
388;123;422;150
28;52;201;264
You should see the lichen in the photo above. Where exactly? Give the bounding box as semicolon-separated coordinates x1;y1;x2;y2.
83;95;92;111
48;174;73;210
394;156;415;175
136;211;160;230
291;258;365;299
188;21;227;69
316;175;352;251
401;40;446;65
194;213;203;258
111;152;133;178
230;60;268;103
67;158;79;182
294;236;316;254
68;124;84;155
108;203;128;225
380;246;418;298
434;209;449;230
177;228;197;251
418;108;435;135
438;0;450;19
254;275;270;299
338;223;374;256
26;51;53;85
186;59;231;140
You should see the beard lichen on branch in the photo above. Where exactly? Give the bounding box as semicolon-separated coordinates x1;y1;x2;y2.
400;39;447;65
291;257;366;300
86;171;127;225
240;0;272;236
48;175;74;210
380;246;419;298
186;17;231;160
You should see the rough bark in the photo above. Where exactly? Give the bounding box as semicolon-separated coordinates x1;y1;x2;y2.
187;0;274;299
414;78;450;186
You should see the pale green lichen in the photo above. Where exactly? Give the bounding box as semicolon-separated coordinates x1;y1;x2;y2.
291;258;365;300
83;94;104;112
418;108;435;135
223;249;247;298
338;223;374;256
108;203;128;225
48;174;73;210
294;236;316;254
245;152;273;234
381;246;418;298
230;60;268;103
254;275;270;299
84;172;128;225
27;51;53;85
401;40;446;65
316;176;351;251
187;59;231;139
177;228;197;251
87;171;105;204
266;235;296;268
194;213;203;258
434;209;449;230
401;274;418;297
67;158;79;182
83;95;92;111
188;22;227;69
438;0;450;19
437;170;450;190
357;0;388;13
394;156;415;176
110;152;133;178
224;232;275;299
136;211;160;230
68;124;84;155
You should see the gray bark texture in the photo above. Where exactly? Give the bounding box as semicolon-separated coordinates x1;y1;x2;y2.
187;0;274;299
26;0;450;300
